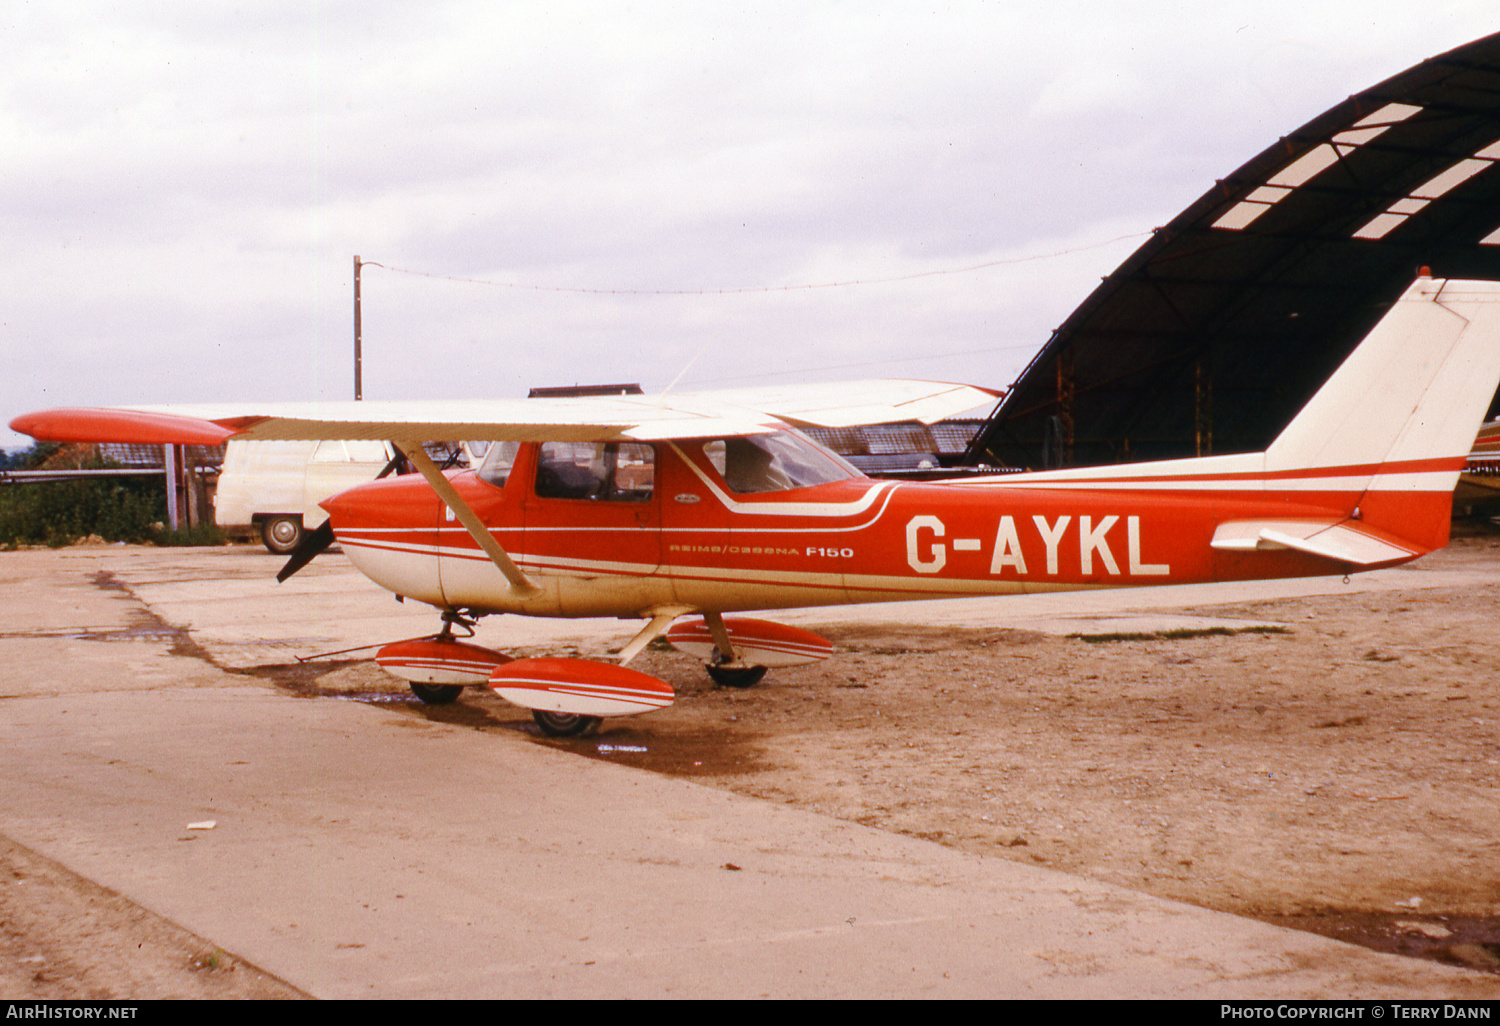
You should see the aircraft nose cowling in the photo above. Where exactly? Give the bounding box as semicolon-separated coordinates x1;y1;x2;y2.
318;489;354;520
315;475;450;608
319;473;440;527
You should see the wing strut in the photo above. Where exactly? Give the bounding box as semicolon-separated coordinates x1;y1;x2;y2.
394;441;541;598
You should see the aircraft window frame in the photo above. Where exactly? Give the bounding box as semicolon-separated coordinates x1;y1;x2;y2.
702;431;859;494
476;440;522;488
534;441;655;503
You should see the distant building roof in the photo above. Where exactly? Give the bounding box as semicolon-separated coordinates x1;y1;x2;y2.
98;443;224;469
528;383;644;398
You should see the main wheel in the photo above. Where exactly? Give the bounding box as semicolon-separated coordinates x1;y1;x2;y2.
260;516;303;555
409;682;463;705
706;663;767;688
532;710;603;737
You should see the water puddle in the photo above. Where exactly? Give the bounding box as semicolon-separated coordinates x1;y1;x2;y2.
326;692;423;704
85;571;215;662
530;724;771;777
73;626;182;643
1260;911;1500;974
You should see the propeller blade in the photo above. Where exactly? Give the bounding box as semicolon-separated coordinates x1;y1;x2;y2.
275;448;404;583
276;520;336;583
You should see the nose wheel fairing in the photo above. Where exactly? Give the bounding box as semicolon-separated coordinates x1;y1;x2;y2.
375;637;514;685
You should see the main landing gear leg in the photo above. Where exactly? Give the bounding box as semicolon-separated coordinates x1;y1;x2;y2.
702;612;768;688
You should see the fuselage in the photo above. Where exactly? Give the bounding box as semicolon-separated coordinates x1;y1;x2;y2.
320;430;1428;620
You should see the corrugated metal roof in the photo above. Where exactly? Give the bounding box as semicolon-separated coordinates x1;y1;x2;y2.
99;443;225;469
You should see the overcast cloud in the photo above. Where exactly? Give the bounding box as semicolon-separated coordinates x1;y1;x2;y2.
3;1;1497;449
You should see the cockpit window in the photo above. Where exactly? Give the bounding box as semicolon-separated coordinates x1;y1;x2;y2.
477;440;521;488
535;442;655;502
702;431;859;494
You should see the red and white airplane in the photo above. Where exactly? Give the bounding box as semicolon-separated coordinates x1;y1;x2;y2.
13;275;1500;735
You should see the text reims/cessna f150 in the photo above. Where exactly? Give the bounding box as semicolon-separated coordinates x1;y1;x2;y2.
13;277;1500;735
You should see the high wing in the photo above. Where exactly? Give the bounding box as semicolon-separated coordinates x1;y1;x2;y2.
9;379;999;447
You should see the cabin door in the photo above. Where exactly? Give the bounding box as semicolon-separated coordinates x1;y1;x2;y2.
520;441;662;615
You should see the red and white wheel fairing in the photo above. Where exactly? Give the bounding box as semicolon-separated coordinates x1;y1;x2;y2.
665;617;833;667
489;658;675;718
376;638;513;685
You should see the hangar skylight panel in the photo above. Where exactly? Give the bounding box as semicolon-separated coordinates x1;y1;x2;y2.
1211;103;1423;231
1354;138;1500;240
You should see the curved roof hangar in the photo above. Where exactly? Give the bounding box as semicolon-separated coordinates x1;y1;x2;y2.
966;31;1500;470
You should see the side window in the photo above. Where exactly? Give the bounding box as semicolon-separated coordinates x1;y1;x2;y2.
535;442;654;502
702;432;858;494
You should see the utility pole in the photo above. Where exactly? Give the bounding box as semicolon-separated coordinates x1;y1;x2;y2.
353;255;363;400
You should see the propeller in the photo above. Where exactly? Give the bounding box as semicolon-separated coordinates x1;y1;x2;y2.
276;448;409;583
276;519;336;582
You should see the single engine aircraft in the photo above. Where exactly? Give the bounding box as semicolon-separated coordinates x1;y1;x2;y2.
13;276;1500;735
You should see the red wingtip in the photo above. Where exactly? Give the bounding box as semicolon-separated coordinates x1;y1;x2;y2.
9;408;242;445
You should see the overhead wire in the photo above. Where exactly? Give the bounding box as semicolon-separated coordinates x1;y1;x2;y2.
365;231;1149;296
355;231;1148;386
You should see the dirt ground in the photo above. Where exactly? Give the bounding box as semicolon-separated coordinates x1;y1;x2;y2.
5;532;1500;997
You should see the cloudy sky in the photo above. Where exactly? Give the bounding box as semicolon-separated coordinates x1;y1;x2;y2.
3;1;1496;449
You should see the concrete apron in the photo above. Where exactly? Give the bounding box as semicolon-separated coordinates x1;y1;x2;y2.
0;546;1491;998
0;683;1487;1000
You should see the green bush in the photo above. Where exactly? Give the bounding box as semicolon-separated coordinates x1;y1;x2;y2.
0;477;166;547
0;444;168;547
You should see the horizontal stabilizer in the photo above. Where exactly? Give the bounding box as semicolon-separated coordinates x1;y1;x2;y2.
1210;519;1419;566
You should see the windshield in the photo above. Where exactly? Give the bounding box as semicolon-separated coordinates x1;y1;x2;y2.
702;431;860;494
476;440;521;487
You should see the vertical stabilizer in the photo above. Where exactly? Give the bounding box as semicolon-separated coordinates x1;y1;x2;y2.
1266;277;1500;481
1264;277;1500;551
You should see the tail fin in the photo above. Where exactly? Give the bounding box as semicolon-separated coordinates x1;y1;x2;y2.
980;277;1500;567
1264;276;1500;551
